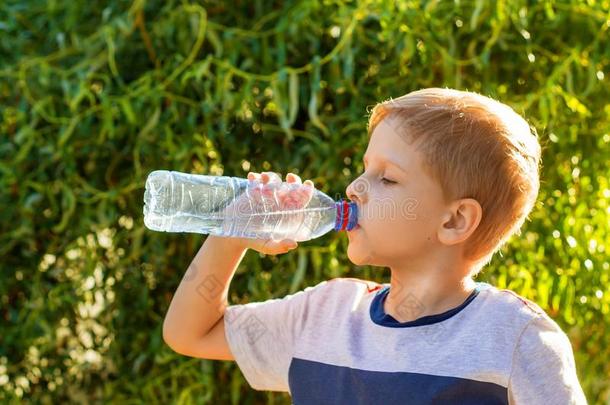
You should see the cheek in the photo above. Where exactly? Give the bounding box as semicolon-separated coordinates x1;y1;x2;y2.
357;195;411;244
348;191;442;263
401;196;444;244
361;188;400;222
373;193;436;236
370;191;421;224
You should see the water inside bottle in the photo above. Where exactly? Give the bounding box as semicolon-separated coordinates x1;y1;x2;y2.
143;170;354;241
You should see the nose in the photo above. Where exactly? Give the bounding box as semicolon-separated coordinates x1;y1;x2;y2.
346;177;367;205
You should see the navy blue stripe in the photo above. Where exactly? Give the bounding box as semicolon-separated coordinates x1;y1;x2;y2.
289;357;508;405
370;282;490;328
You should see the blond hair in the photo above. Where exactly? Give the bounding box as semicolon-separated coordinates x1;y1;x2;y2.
367;88;542;276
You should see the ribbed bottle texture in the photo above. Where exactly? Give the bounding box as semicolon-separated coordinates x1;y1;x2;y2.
143;170;358;242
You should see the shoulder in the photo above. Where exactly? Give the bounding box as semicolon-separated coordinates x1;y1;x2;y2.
476;283;547;322
326;277;385;294
477;283;573;343
469;283;568;347
494;286;546;316
517;312;570;348
299;277;383;311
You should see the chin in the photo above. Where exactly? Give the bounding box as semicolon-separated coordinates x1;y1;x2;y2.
347;245;373;266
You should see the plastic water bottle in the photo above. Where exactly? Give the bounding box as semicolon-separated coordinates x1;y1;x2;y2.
143;170;358;242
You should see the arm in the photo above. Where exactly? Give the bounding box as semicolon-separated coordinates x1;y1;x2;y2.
162;171;310;359
162;235;248;355
508;315;587;404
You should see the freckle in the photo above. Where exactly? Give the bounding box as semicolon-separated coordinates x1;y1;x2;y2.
427;236;431;241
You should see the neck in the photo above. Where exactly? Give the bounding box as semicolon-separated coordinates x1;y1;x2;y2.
384;254;477;323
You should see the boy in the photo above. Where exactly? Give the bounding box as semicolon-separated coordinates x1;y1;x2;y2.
162;88;587;404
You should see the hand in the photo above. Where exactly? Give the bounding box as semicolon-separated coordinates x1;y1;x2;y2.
226;171;315;255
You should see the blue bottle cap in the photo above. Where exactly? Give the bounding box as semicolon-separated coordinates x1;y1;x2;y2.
334;200;358;231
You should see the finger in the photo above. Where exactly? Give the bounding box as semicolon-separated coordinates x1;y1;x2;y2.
247;172;265;204
286;173;302;184
302;180;314;201
285;190;310;208
283;239;298;249
259;238;298;255
247;172;262;183
260;172;282;201
275;239;298;252
261;171;282;185
279;174;300;204
293;183;315;207
279;178;313;208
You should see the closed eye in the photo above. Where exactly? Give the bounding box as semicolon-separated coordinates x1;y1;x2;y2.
360;163;397;185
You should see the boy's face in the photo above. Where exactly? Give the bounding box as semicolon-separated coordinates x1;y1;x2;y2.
345;116;450;267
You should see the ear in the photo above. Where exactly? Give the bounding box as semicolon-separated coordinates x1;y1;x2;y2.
437;198;482;246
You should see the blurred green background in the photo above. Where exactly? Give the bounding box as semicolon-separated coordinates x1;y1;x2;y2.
1;0;609;403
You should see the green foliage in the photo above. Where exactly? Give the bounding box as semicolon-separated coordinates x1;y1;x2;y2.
1;0;609;403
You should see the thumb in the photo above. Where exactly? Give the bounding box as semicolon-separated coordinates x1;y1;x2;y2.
282;238;298;249
259;238;298;255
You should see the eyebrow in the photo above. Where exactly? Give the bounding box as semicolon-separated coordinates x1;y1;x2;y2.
363;154;407;174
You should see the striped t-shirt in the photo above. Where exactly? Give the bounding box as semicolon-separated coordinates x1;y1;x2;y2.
223;277;587;404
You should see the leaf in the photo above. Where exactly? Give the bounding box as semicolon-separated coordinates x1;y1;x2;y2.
14;128;35;163
58;116;80;148
308;56;330;137
539;94;549;124
120;98;137;124
104;26;119;77
138;107;161;138
52;183;76;233
100;97;115;143
470;0;486;30
564;279;575;325
537;269;550;308
563;93;592;117
287;70;299;127
271;69;293;141
289;250;308;294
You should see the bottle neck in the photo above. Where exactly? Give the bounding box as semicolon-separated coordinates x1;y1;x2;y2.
334;200;358;231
